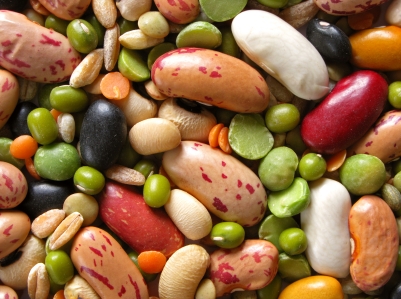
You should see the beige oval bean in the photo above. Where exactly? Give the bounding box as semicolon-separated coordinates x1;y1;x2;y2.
48;212;83;251
27;263;50;299
164;189;212;240
104;24;120;72
92;0;117;28
0;11;82;83
83;74;106;95
70;49;104;88
104;164;146;186
129;118;181;155
31;209;66;239
58;113;75;143
119;29;164;50
116;0;153;21
138;11;170;38
0;234;46;290
64;275;101;299
18;76;38;101
195;278;216;299
110;87;158;127
159;244;210;299
349;195;399;292
386;0;401;26
144;80;168;100
63;193;99;227
209;239;279;297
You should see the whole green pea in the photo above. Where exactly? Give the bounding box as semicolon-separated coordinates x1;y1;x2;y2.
45;14;69;35
27;108;58;145
278;227;308;256
388;81;401;109
45;250;75;285
298;153;327;181
394;171;401;193
210;222;245;249
85;14;106;46
265;103;300;133
133;159;157;179
339;154;386;195
143;174;171;208
73;166;105;195
50;85;89;113
66;19;98;54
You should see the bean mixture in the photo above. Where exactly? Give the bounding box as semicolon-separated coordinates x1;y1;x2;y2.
0;0;401;298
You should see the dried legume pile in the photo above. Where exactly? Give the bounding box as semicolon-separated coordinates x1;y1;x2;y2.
0;0;401;298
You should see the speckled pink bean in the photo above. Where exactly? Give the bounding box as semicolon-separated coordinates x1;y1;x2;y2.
0;161;28;209
314;0;389;15
0;285;18;299
0;69;19;130
348;110;401;163
38;0;91;20
154;0;199;24
151;47;270;113
162;141;268;227
208;239;279;297
70;226;149;299
0;10;82;83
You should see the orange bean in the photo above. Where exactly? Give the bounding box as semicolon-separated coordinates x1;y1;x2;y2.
218;126;232;154
326;149;347;172
53;290;65;299
348;6;381;30
100;72;130;100
50;108;62;121
10;135;38;159
137;250;167;274
208;123;225;148
25;157;41;180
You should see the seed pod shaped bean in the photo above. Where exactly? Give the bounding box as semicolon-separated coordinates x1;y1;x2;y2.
151;48;270;113
162;141;267;227
314;0;388;15
159;244;210;299
301;178;351;278
0;210;30;259
348;110;401;163
37;0;91;20
349;26;401;71
0;69;19;130
301;70;388;155
231;10;329;100
349;195;399;292
71;226;149;299
0;11;82;83
209;239;279;297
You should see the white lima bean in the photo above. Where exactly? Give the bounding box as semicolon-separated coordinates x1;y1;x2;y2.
231;10;329;100
164;189;213;240
300;177;352;278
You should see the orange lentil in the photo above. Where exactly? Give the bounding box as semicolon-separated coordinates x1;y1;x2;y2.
137;250;167;274
208;123;225;148
10;135;38;159
218;126;232;154
50;108;63;121
53;290;65;299
100;72;131;100
326;149;347;172
25;157;41;180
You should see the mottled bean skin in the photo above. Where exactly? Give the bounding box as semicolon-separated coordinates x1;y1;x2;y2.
151;48;270;113
314;0;389;15
70;226;149;299
162;141;267;227
0;10;82;83
0;69;19;130
208;239;279;297
0;161;28;209
154;0;199;24
38;0;91;20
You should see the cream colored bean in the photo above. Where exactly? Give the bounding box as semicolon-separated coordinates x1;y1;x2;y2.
301;178;351;278
110;87;158;127
116;0;152;21
104;164;146;185
159;244;210;299
144;80;169;100
57;113;75;144
266;75;294;103
129;117;181;155
17;76;38;101
158;98;217;143
119;29;164;49
48;212;83;251
83;74;106;95
195;278;216;299
164;189;212;240
31;209;66;239
27;263;50;299
64;275;101;299
386;0;401;26
92;0;117;28
70;49;104;88
104;24;120;71
138;11;170;38
231;10;329;100
63;193;99;227
0;235;46;290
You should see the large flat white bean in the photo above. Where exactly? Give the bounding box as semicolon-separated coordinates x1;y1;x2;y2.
231;10;329;100
300;178;351;278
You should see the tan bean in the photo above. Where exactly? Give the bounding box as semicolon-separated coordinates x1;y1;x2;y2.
104;24;120;71
349;195;399;292
144;80;169;100
27;263;50;299
83;74;106;95
31;209;66;239
64;274;101;299
48;212;83;251
104;164;146;186
279;0;320;28
116;0;152;21
17;76;38;101
195;278;216;299
69;49;104;88
119;29;164;50
92;0;117;28
129;118;181;155
63;193;99;227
